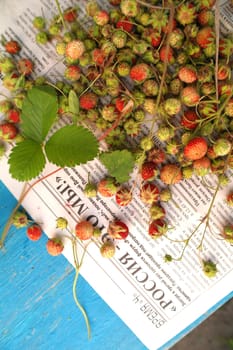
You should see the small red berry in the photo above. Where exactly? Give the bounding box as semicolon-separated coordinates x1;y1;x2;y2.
26;225;42;241
148;219;168;238
79;92;98;110
184;137;208;161
141;161;158;181
75;220;94;240
108;220;129;240
46;238;64;256
5;40;21;54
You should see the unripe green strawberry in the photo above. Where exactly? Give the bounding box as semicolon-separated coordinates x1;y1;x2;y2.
224;98;233;117
222;225;233;243
197;65;214;83
84;181;97;197
36;31;49;45
86;1;100;17
169;28;184;49
116;61;131;77
160;188;172;202
100;241;116;258
56;217;68;229
33;16;46;30
0;57;15;74
140;136;154;151
213;138;231;156
176;3;197;25
149;203;166;220
142;80;159;97
0;142;5;157
12;210;28;228
202;260;217;278
133;40;149;55
164;98;182;116
120;0;139;17
0;99;12;114
56;42;66;55
102;104;119;122
218;174;229;186
169;78;183;95
143;98;157;115
124;118;140;136
112;30;127;48
157;126;175;142
94;10;109;26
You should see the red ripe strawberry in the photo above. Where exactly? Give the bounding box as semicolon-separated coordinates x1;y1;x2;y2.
17;58;33;76
97;177;119;197
145;29;162;48
184;136;208;160
116;17;133;32
147;147;165;164
196;26;215;48
141;161;158;181
115;96;133;113
148;219;168;238
181;86;200;107
130;63;151;82
178;65;197;84
92;48;105;65
226;192;233;207
108;220;129;239
159;45;174;63
46;238;64;256
5;40;21;54
140;182;160;204
218;81;232;97
65;40;85;60
115;187;132;206
7;109;21;123
63;7;77;22
180;109;198;129
94;10;109;26
75;220;94;240
26;225;42;241
217;64;231;81
79;92;98;110
160;164;182;185
0;122;18;140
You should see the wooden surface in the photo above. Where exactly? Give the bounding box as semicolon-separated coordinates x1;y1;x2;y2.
0;181;147;350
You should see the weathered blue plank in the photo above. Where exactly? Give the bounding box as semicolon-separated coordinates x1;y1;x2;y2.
0;181;147;350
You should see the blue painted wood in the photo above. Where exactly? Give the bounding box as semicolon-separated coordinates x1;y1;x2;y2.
0;181;147;350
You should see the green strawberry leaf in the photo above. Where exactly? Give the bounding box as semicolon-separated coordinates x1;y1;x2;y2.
8;139;46;181
68;89;79;124
21;85;58;143
45;125;99;167
99;150;135;183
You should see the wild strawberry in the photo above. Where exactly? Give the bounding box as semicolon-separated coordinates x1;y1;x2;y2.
112;30;127;48
218;81;232;97
213;138;231;157
64;65;81;81
94;10;109;26
140;183;160;204
145;29;162;48
75;220;94;240
222;225;233;243
97;177;119;197
115;96;133;113
46;237;64;256
160;164;182;185
178;65;197;84
160;188;172;202
164;98;182;116
180;86;200;107
162;18;177;34
180;109;198;129
5;40;21;54
159;45;174;63
202;260;217;278
120;0;139;17
147;147;165;164
0;57;15;74
130;63;151;83
184;136;208;160
149;203;166;220
7;109;21;123
26;225;42;241
100;241;116;258
92;48;105;65
115;187;132;206
140;136;154;151
116;17;133;32
0;99;12;114
217;64;231;81
116;62;131;77
196;26;215;49
84;181;97;197
108;220;129;239
197;9;214;26
102;104;120;122
219;37;233;59
176;3;197;26
65;40;85;60
17;58;33;76
56;217;68;229
141;161;159;181
193;156;211;176
148;219;168;239
63;7;77;22
0;122;18;140
198;0;216;10
79;92;98;110
169;28;185;49
12;210;28;228
226;192;233;207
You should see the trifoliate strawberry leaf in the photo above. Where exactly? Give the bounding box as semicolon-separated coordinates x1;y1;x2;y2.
45;125;99;167
8;139;46;181
68;89;79;124
21;85;58;143
99;150;135;183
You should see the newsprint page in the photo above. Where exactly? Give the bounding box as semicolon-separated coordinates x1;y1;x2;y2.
0;1;233;349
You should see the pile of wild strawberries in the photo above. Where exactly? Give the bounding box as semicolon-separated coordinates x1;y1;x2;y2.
1;0;233;272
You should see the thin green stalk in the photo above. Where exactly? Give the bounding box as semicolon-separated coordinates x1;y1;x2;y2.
54;0;67;30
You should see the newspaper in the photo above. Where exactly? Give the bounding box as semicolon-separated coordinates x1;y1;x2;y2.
0;1;233;349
